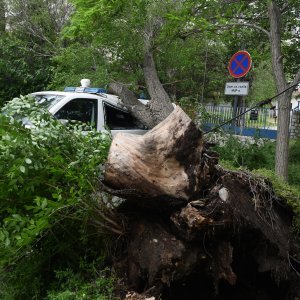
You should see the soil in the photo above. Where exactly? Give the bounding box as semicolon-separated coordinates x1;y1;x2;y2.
112;168;300;300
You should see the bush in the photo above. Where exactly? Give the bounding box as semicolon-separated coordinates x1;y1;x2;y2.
214;135;300;186
214;135;275;170
0;96;116;299
288;139;300;186
0;36;51;107
289;139;300;164
45;262;117;300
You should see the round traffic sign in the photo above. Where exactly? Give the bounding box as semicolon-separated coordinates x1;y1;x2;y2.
228;51;252;78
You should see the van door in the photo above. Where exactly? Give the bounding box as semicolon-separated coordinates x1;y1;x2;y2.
103;102;147;136
54;98;98;131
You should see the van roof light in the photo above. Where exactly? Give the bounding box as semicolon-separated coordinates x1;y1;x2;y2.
64;87;107;94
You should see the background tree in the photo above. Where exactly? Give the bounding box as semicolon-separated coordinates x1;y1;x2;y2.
5;0;72;56
182;0;300;181
59;0;228;126
0;37;51;102
0;0;72;106
247;60;276;105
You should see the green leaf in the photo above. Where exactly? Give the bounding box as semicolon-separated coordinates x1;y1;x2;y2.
20;166;26;173
41;199;48;209
25;158;32;164
0;231;5;241
5;237;10;247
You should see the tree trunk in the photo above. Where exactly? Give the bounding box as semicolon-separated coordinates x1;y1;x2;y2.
268;1;290;181
104;106;217;201
0;0;5;34
143;50;174;123
109;50;174;129
275;94;290;181
109;82;157;128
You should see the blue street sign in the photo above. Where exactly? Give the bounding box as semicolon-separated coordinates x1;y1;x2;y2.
228;51;252;78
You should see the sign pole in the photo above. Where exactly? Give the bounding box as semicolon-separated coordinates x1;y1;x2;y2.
232;78;241;126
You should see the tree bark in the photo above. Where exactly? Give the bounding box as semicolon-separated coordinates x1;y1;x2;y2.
104;106;218;202
109;50;174;129
0;0;5;34
268;1;291;181
143;50;174;123
109;82;157;128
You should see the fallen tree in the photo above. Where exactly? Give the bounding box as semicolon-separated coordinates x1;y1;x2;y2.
102;106;300;300
100;14;300;298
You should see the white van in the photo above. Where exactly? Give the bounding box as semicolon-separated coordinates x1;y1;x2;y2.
31;87;148;136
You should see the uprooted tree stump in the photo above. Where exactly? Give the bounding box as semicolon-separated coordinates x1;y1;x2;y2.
103;107;300;300
104;106;218;202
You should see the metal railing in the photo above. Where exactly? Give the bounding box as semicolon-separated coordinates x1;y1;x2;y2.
202;105;279;130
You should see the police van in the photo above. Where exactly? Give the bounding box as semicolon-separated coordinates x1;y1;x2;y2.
30;80;148;136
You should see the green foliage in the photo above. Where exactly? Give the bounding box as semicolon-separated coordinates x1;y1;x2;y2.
0;95;110;260
288;139;300;186
214;135;276;170
215;135;300;186
0;0;72;105
289;139;300;164
6;0;70;53
156;37;227;101
45;258;117;300
61;0;147;86
247;60;276;105
0;250;45;299
54;0;229;101
0;95;114;298
49;43;109;90
0;35;51;106
0;245;118;300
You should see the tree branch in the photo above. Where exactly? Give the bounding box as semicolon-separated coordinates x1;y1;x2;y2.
217;22;270;38
290;68;300;89
178;22;270;40
108;82;156;128
109;82;141;108
280;1;289;14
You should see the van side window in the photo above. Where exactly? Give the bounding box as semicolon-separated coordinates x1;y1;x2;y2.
54;98;97;129
103;103;145;130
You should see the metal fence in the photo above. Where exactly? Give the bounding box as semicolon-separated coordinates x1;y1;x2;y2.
203;105;279;130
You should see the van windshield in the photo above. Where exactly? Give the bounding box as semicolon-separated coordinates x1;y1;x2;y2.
32;94;65;109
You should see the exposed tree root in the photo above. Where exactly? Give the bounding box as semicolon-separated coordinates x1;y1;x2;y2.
109;168;299;299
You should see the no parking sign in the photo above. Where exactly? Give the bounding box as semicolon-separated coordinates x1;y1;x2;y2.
228;51;252;78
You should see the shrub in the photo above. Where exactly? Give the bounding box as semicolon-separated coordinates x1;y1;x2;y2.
45;262;117;300
214;135;275;170
289;139;300;164
214;135;300;186
0;96;115;298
